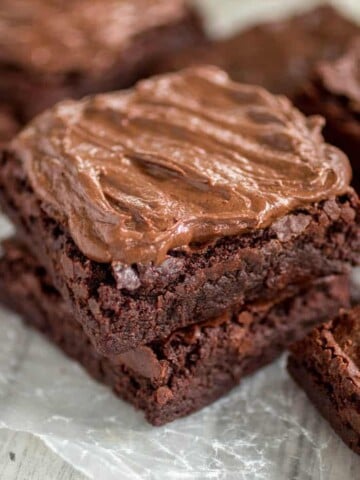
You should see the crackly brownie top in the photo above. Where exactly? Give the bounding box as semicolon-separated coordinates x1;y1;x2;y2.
291;306;360;372
316;38;360;112
161;6;359;97
11;66;352;264
332;306;360;370
0;0;188;76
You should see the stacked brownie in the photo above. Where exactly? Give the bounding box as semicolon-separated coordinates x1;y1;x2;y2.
0;0;204;123
0;66;359;424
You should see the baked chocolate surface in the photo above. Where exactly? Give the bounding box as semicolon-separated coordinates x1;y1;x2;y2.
157;6;359;98
1;67;360;355
0;0;204;122
295;38;360;191
0;240;351;426
288;306;360;454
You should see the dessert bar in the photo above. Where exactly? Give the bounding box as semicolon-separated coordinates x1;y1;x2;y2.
0;0;204;122
156;6;359;98
1;67;359;355
295;38;360;190
288;306;360;454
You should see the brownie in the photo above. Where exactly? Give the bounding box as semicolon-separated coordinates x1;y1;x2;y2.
1;66;359;355
295;38;360;191
288;306;360;454
0;0;204;122
0;240;351;426
156;6;359;98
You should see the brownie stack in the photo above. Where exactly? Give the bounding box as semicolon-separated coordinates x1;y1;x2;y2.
0;66;359;425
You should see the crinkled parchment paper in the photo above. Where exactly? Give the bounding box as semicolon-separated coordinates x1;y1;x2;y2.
1;1;360;478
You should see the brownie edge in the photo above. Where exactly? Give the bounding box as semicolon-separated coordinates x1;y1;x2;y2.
294;38;360;192
288;307;360;454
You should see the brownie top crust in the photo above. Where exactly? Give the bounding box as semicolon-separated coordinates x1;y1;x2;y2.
10;66;352;264
0;0;189;77
331;306;360;370
291;306;360;380
159;6;359;98
315;38;360;110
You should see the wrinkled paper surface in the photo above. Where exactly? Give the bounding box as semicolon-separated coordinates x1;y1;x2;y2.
1;1;360;478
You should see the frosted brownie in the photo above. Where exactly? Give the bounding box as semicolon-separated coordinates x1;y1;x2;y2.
0;0;204;122
288;307;360;454
0;240;351;425
157;6;359;98
1;66;359;355
295;38;360;191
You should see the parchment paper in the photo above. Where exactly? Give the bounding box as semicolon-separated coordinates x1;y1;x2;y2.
1;1;360;478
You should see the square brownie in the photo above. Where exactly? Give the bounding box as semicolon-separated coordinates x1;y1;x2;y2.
0;0;204;122
156;6;359;98
288;306;360;454
1;66;359;355
0;240;351;425
295;38;360;191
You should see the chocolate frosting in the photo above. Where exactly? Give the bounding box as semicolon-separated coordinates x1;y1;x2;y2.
12;66;352;264
317;38;360;112
0;0;188;76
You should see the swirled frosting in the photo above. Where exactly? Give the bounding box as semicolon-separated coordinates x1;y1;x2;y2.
0;0;188;76
12;66;352;264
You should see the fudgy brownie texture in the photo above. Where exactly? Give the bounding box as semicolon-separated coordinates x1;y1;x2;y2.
295;38;360;191
1;67;359;355
1;150;360;355
156;6;359;98
0;240;351;426
288;307;360;454
0;0;204;122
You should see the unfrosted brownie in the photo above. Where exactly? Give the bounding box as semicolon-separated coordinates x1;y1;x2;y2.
295;38;360;191
0;106;19;146
288;307;360;454
0;240;351;426
157;6;359;98
0;0;204;122
1;66;359;355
